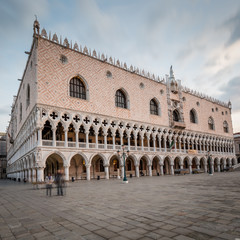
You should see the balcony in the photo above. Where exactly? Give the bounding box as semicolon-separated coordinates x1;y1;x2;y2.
41;140;229;156
172;121;186;129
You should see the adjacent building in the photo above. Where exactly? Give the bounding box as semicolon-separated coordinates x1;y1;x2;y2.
6;20;236;182
0;132;7;179
234;132;240;164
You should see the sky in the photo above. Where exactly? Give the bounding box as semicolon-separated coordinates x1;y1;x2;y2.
0;0;240;133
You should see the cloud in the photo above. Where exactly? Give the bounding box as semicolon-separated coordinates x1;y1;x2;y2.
219;76;240;112
223;9;240;46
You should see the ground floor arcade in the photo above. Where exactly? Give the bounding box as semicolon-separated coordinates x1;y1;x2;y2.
7;148;237;183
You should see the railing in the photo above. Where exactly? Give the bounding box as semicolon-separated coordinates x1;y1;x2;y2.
89;143;95;149
42;140;53;146
98;144;104;149
41;139;233;155
68;142;76;148
56;141;64;147
79;143;86;148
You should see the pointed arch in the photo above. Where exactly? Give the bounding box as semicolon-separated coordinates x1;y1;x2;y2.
190;108;198;124
115;88;130;109
69;75;89;100
173;109;180;122
150;98;161;116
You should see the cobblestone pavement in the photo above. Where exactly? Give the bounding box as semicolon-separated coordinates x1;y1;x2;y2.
0;172;240;240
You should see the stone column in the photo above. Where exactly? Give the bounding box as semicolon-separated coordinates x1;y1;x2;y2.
183;139;186;153
179;139;181;153
217;164;220;172
148;165;152;176
86;165;91;181
189;164;192;174
170;165;174;175
158;135;162;152
120;132;123;146
64;129;68;148
37;167;44;182
104;133;107;150
180;164;183;169
141;135;144;151
37;128;42;146
32;168;36;182
95;133;98;149
104;165;109;179
75;130;79;148
164;137;167;152
153;136;156;152
52;127;56;147
160;165;164;176
64;166;69;181
127;136;130;151
134;134;137;151
28;169;32;182
135;165;139;178
112;134;115;150
174;137;177;152
85;131;89;149
147;136;150;152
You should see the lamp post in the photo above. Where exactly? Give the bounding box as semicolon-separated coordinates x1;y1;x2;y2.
117;145;129;183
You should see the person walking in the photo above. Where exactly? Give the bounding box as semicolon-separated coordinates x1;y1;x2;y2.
207;151;213;175
55;169;64;196
45;173;53;197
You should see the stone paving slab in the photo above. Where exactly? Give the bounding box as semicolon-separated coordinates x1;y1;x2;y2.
0;172;240;239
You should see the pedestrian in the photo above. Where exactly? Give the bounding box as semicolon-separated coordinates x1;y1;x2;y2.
55;169;64;196
207;152;213;175
45;173;53;197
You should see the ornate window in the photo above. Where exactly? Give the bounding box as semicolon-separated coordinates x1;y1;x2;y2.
173;109;180;122
208;117;215;130
150;99;158;115
69;77;86;99
115;89;127;108
223;121;228;133
190;109;197;123
26;84;30;108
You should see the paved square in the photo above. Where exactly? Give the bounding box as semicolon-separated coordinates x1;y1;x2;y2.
0;172;240;240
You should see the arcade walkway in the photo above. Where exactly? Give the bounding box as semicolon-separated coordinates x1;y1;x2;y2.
0;172;240;240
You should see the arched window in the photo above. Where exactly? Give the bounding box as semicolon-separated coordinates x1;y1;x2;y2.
150;99;158;115
223;121;228;133
208;117;215;130
42;121;53;140
173;109;180;122
69;77;86;99
26;84;30;108
190;109;197;123
115;89;127;108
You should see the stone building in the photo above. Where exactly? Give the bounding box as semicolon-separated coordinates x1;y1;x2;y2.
6;20;236;182
0;132;7;179
233;133;240;164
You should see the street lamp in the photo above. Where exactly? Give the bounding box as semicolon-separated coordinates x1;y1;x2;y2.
117;145;129;183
